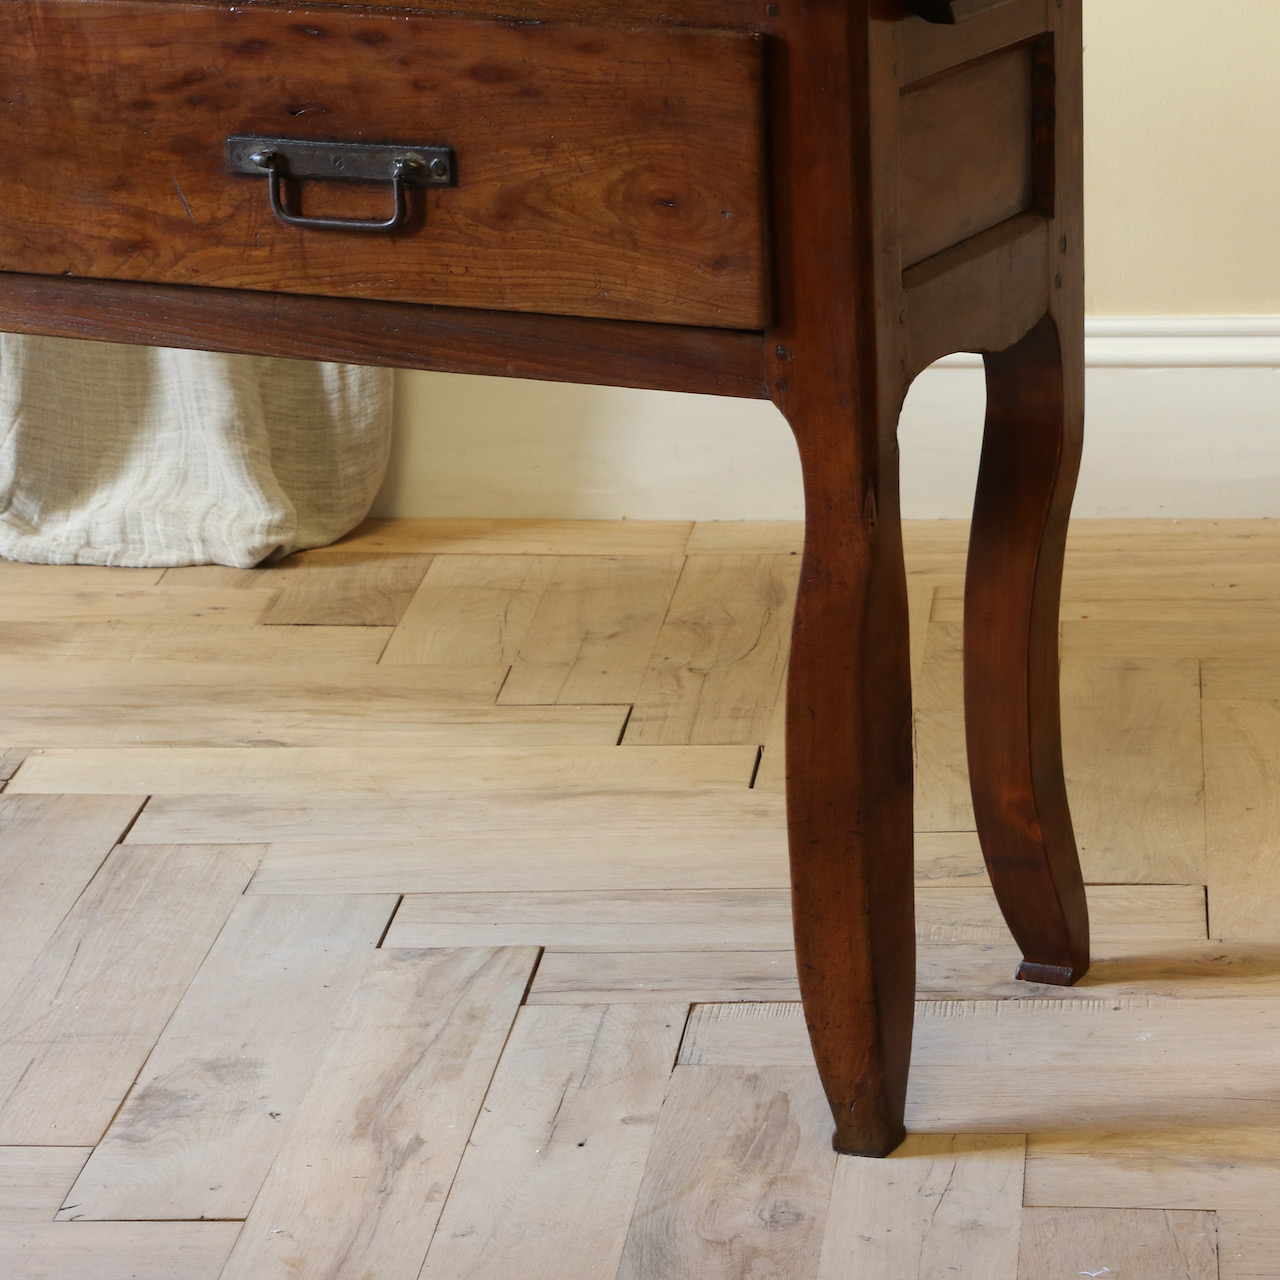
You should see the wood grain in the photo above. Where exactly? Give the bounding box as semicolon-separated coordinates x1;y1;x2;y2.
1203;700;1280;940
132;787;788;861
164;553;433;626
0;844;262;1145
0;587;277;624
419;1004;685;1280
217;947;535;1280
0;663;631;749
0;795;144;1008
325;519;694;558
1017;1208;1218;1280
384;888;794;949
499;556;684;705
59;894;396;1221
530;933;1280;1006
0;273;770;400
0;749;26;783
383;883;1202;952
680;998;1280;1132
0;1222;241;1280
818;1134;1024;1280
0;3;767;328
6;744;756;795
1062;657;1205;884
615;1066;837;1280
0;622;393;664
1026;1123;1280;1213
0;565;165;589
899;44;1035;266
379;555;557;666
1218;1213;1280;1280
0;1149;91;1223
624;555;798;745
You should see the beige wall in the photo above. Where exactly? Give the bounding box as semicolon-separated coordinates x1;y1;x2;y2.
1085;0;1280;315
378;1;1280;519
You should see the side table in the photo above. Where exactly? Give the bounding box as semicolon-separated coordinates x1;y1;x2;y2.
0;0;1089;1156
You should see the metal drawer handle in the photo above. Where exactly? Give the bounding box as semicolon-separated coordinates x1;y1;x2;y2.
226;135;455;235
251;150;414;233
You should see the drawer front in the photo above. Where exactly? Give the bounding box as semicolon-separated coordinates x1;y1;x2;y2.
0;1;768;329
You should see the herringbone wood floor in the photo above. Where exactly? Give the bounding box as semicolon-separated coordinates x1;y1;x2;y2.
1;517;1278;1279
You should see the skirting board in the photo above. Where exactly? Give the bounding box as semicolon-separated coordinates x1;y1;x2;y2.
376;317;1280;521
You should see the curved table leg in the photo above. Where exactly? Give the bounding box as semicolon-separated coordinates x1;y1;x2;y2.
965;313;1090;984
783;389;915;1157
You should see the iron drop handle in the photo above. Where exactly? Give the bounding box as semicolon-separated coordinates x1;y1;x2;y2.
249;150;416;233
227;136;456;235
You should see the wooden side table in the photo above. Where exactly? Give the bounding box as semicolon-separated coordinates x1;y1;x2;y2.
0;0;1088;1156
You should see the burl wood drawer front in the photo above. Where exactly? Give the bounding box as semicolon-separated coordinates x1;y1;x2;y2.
0;0;767;329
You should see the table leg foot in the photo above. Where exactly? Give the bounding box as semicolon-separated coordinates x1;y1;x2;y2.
784;392;915;1159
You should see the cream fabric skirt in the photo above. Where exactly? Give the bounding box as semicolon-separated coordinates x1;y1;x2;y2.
0;334;392;567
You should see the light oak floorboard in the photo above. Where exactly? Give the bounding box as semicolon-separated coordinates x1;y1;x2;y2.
218;947;536;1280
679;999;1280;1132
379;554;557;665
685;521;804;555
818;1134;1024;1280
0;795;144;1008
0;749;26;782
0;622;393;664
0;1150;91;1223
615;1065;837;1280
938;592;1280;623
624;555;799;745
1025;1122;1280;1213
169;553;432;625
498;555;684;705
419;1004;686;1280
915;707;973;832
0;1222;242;1280
1203;700;1280;940
528;949;803;1004
310;517;694;557
247;840;790;896
6;745;756;795
750;651;787;791
1203;661;1280;700
914;831;989;884
0;666;621;748
1060;620;1280;660
0;564;166;589
60;894;397;1222
384;884;1204;951
531;935;1280;1005
1061;657;1206;884
384;888;795;949
132;788;789;861
1218;1212;1280;1279
914;647;1207;883
1017;1207;1217;1280
0;844;262;1145
0;588;278;624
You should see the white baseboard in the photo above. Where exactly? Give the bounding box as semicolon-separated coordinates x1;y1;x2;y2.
376;317;1280;521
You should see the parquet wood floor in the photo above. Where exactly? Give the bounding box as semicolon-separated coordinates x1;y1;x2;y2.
2;518;1279;1278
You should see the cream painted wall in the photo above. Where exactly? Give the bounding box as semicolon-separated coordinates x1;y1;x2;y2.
374;1;1280;520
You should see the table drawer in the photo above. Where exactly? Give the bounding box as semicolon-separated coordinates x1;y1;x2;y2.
0;0;768;329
